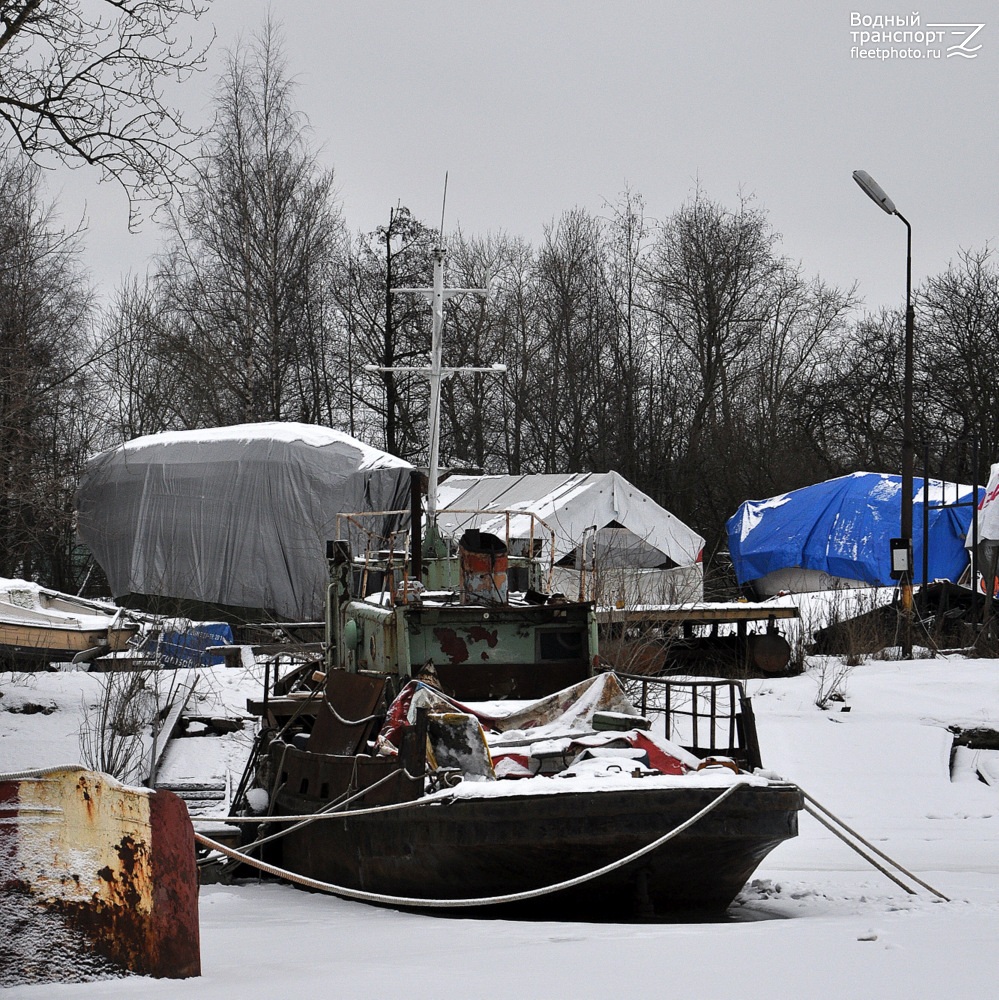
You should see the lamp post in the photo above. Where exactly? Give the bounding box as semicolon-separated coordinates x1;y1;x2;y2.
852;169;915;658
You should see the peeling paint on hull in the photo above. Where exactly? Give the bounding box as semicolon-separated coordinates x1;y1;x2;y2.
0;767;200;986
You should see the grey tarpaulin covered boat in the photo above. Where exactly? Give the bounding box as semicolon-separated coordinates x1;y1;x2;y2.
75;423;413;622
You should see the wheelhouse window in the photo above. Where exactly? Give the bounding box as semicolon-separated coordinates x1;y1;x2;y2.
537;628;585;662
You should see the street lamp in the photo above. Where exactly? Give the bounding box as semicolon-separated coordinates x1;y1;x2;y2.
853;169;915;658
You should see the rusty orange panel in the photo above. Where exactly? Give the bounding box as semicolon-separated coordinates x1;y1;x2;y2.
0;768;200;986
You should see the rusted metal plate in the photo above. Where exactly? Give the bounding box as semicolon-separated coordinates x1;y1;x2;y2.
273;742;422;808
0;767;200;986
309;671;386;755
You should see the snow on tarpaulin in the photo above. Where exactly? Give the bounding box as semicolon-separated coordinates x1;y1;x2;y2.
378;673;696;782
436;471;705;603
75;423;413;622
727;472;980;590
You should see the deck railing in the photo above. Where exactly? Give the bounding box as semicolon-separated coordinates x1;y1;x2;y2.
614;672;763;771
332;509;560;604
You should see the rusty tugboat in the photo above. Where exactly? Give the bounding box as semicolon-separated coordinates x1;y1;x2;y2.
210;243;803;919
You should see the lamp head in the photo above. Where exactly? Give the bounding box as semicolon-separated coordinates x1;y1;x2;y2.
853;170;897;215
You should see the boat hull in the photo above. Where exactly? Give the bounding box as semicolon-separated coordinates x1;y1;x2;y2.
0;580;137;667
0;622;108;662
269;779;802;918
0;622;137;666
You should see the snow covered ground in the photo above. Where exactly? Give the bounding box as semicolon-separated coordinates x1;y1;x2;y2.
2;652;998;999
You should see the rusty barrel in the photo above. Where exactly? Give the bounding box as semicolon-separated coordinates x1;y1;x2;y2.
459;529;509;605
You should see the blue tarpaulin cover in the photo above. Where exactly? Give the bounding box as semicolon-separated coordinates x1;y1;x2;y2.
156;622;233;669
727;472;979;587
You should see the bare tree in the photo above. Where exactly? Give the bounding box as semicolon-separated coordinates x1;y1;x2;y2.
157;20;347;427
529;207;616;472
79;668;156;784
643;190;856;571
468;233;540;475
732;271;856;496
644;191;780;546
0;152;95;587
440;229;516;472
592;189;655;483
647;191;781;461
918;247;999;473
0;0;214;223
339;207;439;459
90;276;187;446
815;308;908;473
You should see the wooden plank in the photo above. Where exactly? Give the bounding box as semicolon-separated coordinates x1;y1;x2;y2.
208;643;323;656
146;673;198;786
245;693;321;716
595;604;799;625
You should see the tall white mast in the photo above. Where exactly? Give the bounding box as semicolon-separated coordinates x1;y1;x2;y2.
367;243;504;524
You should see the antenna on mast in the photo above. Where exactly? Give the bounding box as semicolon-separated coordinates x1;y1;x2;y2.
439;172;448;246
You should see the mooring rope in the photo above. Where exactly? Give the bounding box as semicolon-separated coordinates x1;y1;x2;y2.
799;787;950;901
0;764;89;781
200;781;952;904
214;768;425;856
194;781;744;908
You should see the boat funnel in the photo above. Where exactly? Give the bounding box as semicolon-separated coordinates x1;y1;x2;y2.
458;529;508;605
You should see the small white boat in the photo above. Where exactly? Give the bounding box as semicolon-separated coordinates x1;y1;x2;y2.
0;578;138;667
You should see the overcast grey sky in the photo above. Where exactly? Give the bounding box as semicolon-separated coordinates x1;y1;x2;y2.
53;1;996;314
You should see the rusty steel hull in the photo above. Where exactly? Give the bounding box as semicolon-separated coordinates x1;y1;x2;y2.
0;767;201;986
268;761;802;918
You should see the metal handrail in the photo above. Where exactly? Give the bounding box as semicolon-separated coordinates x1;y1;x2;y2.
613;672;762;771
333;508;561;604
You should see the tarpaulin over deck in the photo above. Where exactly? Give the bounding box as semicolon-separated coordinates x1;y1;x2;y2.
436;472;705;604
76;423;412;621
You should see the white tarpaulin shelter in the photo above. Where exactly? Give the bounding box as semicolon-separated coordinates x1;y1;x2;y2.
435;471;704;604
76;423;413;622
965;462;999;591
968;463;999;543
